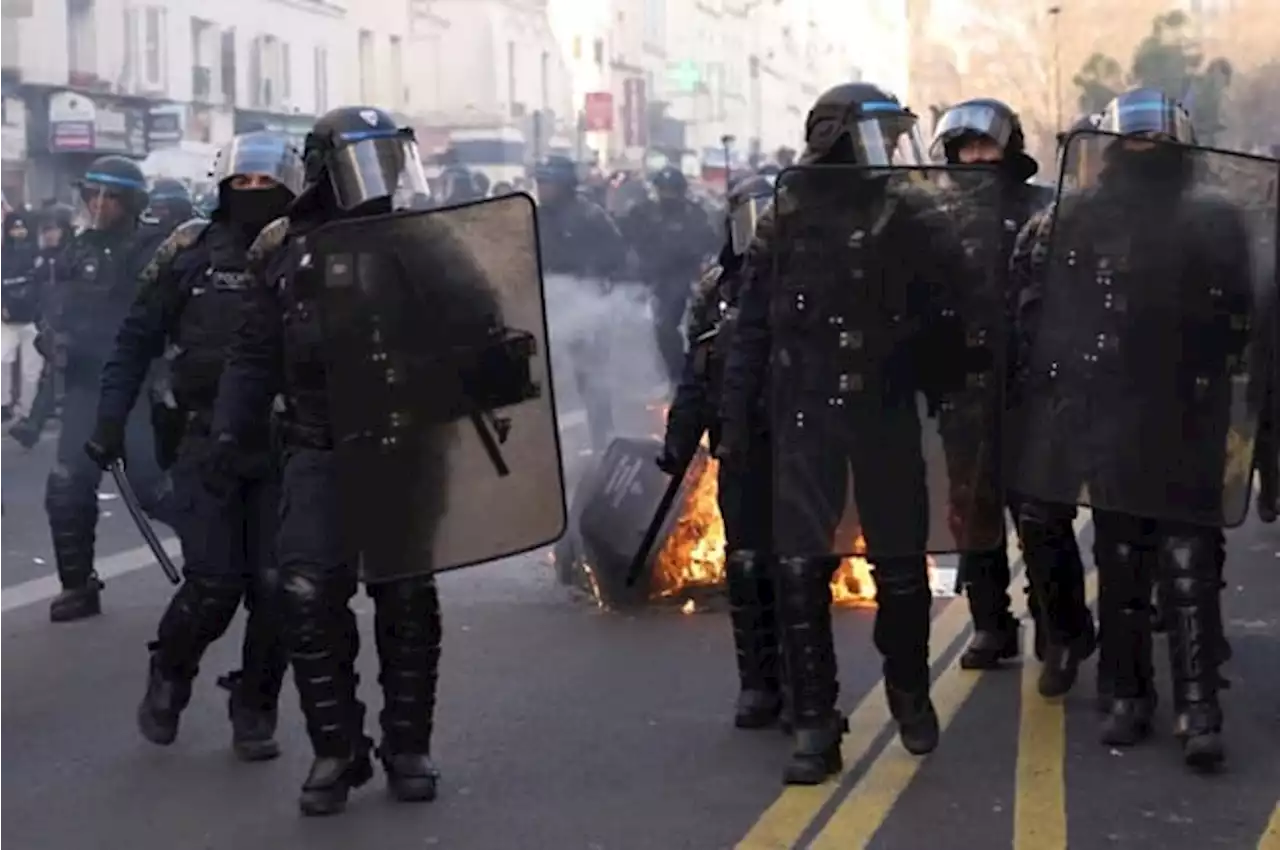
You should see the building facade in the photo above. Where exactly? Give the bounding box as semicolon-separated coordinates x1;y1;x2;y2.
0;0;433;205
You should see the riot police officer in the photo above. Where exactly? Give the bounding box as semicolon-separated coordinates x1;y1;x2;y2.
929;99;1095;681
210;107;447;815
1008;89;1265;769
85;132;302;761
534;155;629;451
722;82;987;783
439;164;482;205
30;155;170;623
660;174;779;729
146;178;195;233
620;166;719;384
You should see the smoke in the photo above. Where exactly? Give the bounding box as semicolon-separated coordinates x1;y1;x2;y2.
542;274;671;447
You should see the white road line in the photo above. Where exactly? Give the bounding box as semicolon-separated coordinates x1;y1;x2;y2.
1;409;599;612
2;536;183;613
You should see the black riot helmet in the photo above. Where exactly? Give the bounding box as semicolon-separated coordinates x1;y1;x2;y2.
209;130;305;233
77;155;148;230
930;97;1038;181
652;165;688;201
147;178;194;225
301;106;430;212
1098;88;1195;143
534;155;579;207
1092;89;1197;188
726;174;774;256
801;82;926;166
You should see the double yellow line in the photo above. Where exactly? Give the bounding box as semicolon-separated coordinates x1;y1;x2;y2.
734;514;1091;850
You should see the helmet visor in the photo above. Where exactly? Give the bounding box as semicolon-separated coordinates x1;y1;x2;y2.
851;114;927;167
1098;96;1195;144
212;132;305;196
729;195;770;255
78;184;130;231
929;103;1015;160
328;133;430;210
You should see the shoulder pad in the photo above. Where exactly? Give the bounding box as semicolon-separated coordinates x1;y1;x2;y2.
136;220;209;294
248;217;291;268
169;217;210;250
692;264;724;299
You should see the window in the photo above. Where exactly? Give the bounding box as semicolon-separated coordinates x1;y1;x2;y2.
220;30;237;106
593;38;604;66
540;51;549;109
389;35;404;109
190;18;221;102
66;0;96;76
314;46;329;113
572;35;581;60
358;29;375;103
644;0;665;45
281;41;292;102
143;7;164;88
250;35;286;108
506;41;516;107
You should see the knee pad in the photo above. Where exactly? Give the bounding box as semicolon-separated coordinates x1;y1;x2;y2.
1158;530;1218;605
369;576;441;641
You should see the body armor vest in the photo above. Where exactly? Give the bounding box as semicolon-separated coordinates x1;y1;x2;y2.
169;223;256;410
268;232;332;442
777;185;920;410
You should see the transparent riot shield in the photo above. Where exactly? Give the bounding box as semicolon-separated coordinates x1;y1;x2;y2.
311;194;567;579
768;164;1007;560
1009;130;1280;527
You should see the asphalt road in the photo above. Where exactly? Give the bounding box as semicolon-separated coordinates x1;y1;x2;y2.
4;415;1279;848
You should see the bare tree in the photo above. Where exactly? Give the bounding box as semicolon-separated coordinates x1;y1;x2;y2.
952;3;1060;168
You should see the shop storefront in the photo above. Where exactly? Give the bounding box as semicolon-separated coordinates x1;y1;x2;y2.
1;94;29;207
27;89;150;203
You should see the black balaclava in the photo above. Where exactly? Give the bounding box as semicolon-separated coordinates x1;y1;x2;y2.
221;183;296;242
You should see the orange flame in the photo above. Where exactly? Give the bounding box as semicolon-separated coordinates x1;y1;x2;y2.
650;458;892;612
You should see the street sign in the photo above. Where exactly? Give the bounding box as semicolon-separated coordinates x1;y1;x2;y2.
584;92;614;132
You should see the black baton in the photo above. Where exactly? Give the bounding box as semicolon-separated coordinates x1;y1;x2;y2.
108;459;181;585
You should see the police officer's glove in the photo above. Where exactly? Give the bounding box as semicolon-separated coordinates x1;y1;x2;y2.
200;432;241;498
655;448;685;476
84;420;126;470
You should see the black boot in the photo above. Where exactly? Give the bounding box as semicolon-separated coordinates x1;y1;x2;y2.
1094;566;1117;714
775;557;846;785
1019;502;1095;698
287;570;373;816
1211;530;1233;666
1094;530;1156;747
46;474;102;623
372;576;443;803
219;570;289;761
958;544;1019;670
1160;533;1226;772
874;559;938;755
725;550;783;727
138;576;244;745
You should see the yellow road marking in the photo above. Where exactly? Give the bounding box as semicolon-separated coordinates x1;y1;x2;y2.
1258;801;1280;850
733;530;1025;850
734;592;975;850
1013;569;1099;850
807;517;1094;850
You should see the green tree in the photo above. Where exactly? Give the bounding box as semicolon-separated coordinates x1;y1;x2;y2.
1069;10;1233;141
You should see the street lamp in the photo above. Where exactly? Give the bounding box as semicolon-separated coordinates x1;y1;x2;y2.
1048;5;1063;129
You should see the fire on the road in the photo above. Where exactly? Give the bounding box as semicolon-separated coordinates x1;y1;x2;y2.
650;458;896;612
